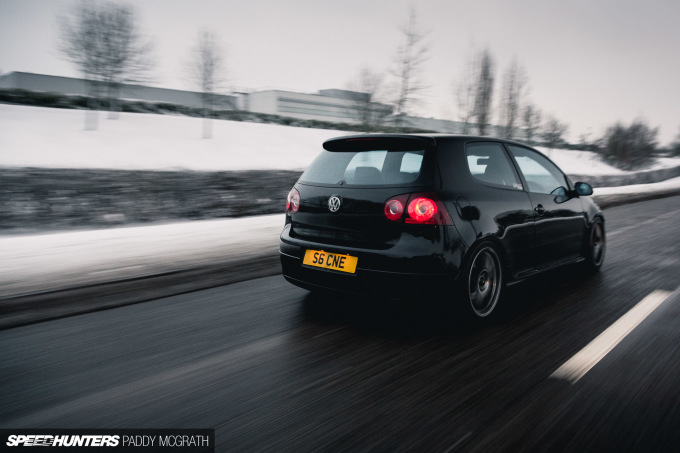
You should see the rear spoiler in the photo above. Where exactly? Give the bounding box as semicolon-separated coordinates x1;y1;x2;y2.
323;135;436;152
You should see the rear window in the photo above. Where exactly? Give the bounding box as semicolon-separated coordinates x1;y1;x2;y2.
299;149;425;186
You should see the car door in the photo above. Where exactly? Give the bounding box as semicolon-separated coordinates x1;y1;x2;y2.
506;145;586;269
459;142;535;275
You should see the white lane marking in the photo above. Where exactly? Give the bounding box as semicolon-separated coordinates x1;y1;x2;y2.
313;326;348;339
551;290;672;384
443;431;473;453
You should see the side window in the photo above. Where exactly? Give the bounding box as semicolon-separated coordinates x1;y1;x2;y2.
465;142;522;190
507;145;568;195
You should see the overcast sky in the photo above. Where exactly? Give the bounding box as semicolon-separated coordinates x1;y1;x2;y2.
1;0;679;144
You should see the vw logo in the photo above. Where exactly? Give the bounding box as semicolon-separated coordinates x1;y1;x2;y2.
328;196;341;213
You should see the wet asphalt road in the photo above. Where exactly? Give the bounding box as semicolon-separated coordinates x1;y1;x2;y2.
1;195;679;452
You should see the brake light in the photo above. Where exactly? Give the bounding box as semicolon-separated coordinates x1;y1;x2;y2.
384;193;453;225
286;188;300;213
407;197;437;223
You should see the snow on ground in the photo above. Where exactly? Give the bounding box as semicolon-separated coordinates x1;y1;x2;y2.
3;103;679;174
534;147;629;175
594;176;680;195
537;147;680;175
0;104;340;171
0;214;285;296
652;157;680;171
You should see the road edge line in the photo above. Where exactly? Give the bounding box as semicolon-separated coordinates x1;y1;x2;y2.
550;289;673;384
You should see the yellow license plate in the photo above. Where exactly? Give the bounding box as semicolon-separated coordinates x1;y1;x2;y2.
303;250;358;274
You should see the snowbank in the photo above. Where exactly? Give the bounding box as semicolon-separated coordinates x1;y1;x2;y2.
0;214;284;296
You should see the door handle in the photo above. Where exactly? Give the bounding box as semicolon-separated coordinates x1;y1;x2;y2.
534;204;545;216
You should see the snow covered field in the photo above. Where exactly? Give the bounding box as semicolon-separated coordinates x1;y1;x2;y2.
3;103;678;175
0;104;334;171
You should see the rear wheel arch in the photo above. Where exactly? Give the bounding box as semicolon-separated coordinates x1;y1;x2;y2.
465;235;511;276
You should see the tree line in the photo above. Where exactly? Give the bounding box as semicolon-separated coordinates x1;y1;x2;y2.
347;9;678;168
347;9;571;149
58;2;679;168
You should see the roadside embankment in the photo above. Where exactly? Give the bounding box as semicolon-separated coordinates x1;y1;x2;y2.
0;168;300;234
2;166;679;234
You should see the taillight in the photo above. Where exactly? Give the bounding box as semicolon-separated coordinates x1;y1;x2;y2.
384;199;404;221
286;188;300;213
407;197;437;223
384;193;453;225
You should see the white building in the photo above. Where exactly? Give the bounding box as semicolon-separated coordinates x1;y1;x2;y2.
241;89;504;134
0;72;236;109
1;71;511;136
241;88;392;125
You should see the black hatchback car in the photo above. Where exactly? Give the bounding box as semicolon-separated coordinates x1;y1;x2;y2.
280;134;605;318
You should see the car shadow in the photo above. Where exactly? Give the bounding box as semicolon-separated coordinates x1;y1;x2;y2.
300;290;471;340
497;264;605;320
299;264;604;340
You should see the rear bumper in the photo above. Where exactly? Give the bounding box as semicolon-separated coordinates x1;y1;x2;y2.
280;251;451;299
280;225;459;299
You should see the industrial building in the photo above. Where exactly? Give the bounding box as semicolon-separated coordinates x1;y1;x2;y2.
0;71;484;133
0;72;236;109
240;88;391;125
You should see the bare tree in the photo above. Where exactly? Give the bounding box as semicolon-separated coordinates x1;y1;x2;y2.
59;0;153;129
390;8;430;130
541;114;569;150
498;58;527;139
188;30;227;139
522;103;542;144
453;56;476;134
472;48;495;136
348;67;391;132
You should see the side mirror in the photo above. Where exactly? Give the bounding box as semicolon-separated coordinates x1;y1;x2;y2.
575;182;593;196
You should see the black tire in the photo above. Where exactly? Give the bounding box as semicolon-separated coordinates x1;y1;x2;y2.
583;218;606;273
461;242;504;319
